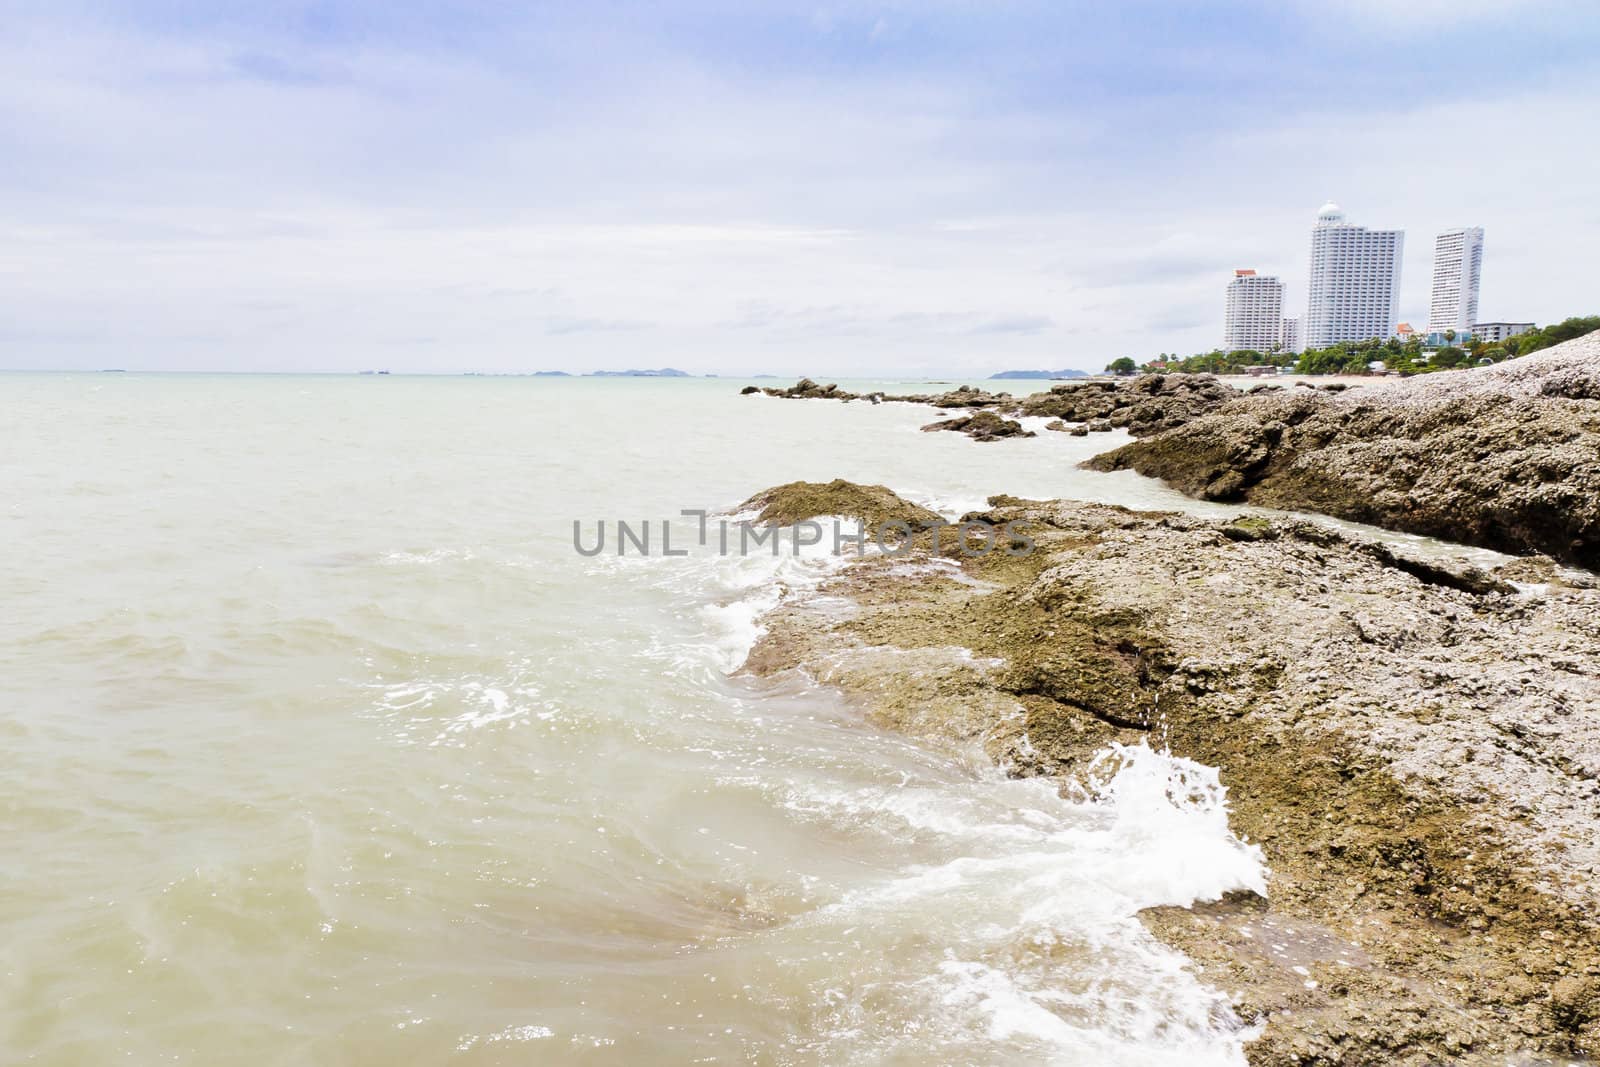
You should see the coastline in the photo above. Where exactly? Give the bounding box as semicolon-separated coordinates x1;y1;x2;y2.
733;489;1600;1064
733;336;1600;1063
1086;333;1600;568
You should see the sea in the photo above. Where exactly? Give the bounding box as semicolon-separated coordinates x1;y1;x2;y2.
0;373;1495;1065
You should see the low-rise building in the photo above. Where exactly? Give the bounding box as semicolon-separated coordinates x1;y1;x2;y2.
1471;321;1535;344
1419;331;1472;349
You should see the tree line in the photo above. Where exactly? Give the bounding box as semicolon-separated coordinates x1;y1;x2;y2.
1102;315;1600;377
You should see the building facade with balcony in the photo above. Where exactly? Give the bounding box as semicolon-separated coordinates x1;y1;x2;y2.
1305;202;1404;348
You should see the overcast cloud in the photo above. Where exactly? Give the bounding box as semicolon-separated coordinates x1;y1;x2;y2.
2;0;1596;374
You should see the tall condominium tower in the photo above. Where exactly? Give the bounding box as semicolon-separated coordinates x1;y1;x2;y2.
1427;227;1484;334
1304;202;1404;348
1223;269;1285;353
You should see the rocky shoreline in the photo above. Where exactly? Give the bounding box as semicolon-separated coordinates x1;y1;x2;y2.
745;333;1600;567
734;336;1600;1063
744;372;1243;438
1086;334;1600;568
734;484;1600;1064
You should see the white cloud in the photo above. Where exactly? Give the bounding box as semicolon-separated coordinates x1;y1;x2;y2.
1290;0;1567;27
1212;78;1600;329
0;5;1595;373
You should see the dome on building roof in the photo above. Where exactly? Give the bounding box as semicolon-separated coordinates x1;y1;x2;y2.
1317;201;1345;221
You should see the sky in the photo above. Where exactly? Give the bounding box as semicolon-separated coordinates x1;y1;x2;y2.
2;0;1597;375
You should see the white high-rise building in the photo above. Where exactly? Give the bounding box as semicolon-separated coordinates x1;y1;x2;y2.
1304;202;1404;349
1223;269;1285;353
1428;227;1484;334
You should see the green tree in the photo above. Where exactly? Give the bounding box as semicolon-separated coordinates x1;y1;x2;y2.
1118;317;1600;381
1296;343;1372;376
1519;315;1600;355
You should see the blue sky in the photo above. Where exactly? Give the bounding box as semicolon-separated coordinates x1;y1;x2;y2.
2;0;1597;373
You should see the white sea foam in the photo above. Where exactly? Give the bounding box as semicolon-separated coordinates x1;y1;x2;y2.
363;671;553;746
645;509;1269;1062
763;743;1264;1064
455;1023;555;1050
627;512;870;674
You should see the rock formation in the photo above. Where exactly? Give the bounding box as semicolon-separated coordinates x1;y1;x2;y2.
738;480;1600;1065
919;410;1036;441
1015;373;1236;436
1088;333;1600;567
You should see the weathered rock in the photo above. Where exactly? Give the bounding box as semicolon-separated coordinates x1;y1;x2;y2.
739;481;1600;1065
920;409;1036;441
1016;373;1235;436
750;372;1234;432
736;479;942;530
1087;332;1600;568
928;384;1007;408
760;377;859;400
1496;554;1600;589
753;379;1012;408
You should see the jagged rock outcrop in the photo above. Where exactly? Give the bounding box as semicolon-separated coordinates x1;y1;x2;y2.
925;384;1009;408
1015;373;1236;436
919;409;1035;441
758;377;859;400
1088;333;1600;568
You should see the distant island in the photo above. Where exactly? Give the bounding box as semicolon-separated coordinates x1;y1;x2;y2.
988;369;1092;380
532;370;571;377
586;368;691;377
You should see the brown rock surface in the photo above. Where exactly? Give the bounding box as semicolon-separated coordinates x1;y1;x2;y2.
1015;373;1236;435
1087;332;1600;567
920;409;1036;441
737;481;1600;1065
737;479;943;530
759;377;858;400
